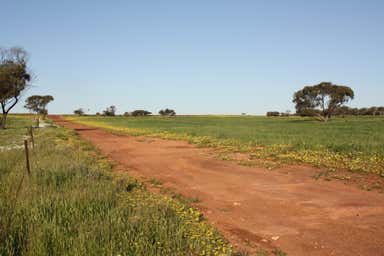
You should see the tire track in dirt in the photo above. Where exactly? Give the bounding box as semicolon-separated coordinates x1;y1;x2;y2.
51;115;384;256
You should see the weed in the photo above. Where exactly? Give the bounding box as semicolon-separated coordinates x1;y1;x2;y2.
272;249;288;256
312;169;336;180
256;249;270;256
148;178;162;186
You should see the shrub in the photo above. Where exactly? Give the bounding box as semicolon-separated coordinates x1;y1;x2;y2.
266;111;280;117
131;110;151;116
73;108;85;116
159;108;176;116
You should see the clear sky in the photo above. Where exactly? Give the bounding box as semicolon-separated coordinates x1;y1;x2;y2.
2;0;383;115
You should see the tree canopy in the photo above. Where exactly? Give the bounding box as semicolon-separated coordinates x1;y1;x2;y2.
159;108;176;116
25;95;54;119
293;82;354;121
0;47;31;128
131;110;151;116
103;105;116;116
74;108;85;116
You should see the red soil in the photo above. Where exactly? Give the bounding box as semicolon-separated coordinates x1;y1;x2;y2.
50;115;384;256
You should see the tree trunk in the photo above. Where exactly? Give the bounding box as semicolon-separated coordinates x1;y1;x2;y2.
315;113;328;122
324;113;332;122
0;113;7;129
35;116;39;128
0;97;19;129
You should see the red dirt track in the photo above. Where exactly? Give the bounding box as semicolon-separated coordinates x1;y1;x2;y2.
51;115;384;256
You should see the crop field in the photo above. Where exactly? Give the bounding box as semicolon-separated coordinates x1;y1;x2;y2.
67;115;384;175
0;116;232;255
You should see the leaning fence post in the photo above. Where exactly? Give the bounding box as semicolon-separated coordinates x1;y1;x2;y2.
24;140;31;176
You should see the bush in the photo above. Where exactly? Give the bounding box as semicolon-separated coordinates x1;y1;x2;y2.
73;108;85;116
131;110;151;116
159;108;176;116
266;111;280;117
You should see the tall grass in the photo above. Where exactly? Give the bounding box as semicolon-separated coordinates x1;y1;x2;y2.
67;115;384;175
0;117;32;147
0;118;232;255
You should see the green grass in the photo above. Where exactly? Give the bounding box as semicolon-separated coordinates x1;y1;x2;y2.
0;117;233;255
67;115;384;175
0;116;32;147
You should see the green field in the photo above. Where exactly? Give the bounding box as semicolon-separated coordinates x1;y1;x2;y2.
67;115;384;175
0;117;232;255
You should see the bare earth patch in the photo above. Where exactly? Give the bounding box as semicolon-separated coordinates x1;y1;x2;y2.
51;115;384;256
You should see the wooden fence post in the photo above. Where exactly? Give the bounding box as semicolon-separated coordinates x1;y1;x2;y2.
24;140;31;176
28;126;34;148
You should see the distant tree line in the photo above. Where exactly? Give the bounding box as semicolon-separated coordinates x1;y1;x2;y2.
266;111;290;117
332;106;384;116
267;106;384;117
125;110;152;116
86;107;176;117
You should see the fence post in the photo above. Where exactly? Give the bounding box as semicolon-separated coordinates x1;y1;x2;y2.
24;140;31;176
28;126;34;148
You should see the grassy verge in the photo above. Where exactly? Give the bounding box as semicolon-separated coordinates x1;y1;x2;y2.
65;116;384;176
0;117;232;255
0;116;32;148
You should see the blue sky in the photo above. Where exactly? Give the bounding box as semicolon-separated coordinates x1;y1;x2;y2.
2;0;383;114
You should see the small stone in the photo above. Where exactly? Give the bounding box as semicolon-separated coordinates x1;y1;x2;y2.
271;236;280;241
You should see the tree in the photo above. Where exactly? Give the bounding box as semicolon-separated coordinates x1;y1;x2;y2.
103;105;116;116
159;108;176;116
74;108;85;116
266;111;280;117
0;47;31;129
24;95;54;119
377;107;384;116
293;82;354;122
131;110;151;116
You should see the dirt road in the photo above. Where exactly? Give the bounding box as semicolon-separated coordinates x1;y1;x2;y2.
51;116;384;256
